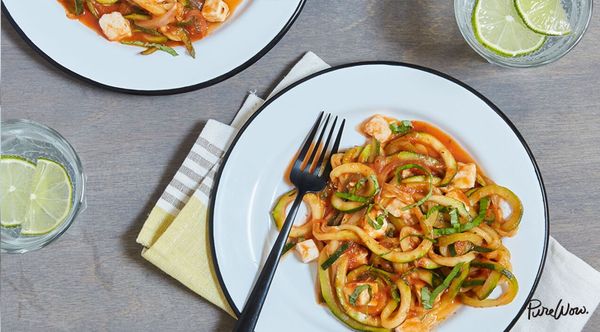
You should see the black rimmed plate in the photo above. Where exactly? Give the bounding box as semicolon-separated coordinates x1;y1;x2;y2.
2;0;305;95
209;62;548;331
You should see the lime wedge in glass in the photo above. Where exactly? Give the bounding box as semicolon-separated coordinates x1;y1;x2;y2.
473;0;546;57
21;158;73;236
515;0;571;36
1;156;36;227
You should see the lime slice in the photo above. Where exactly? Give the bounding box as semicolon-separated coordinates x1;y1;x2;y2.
515;0;571;36
473;0;546;57
21;158;73;235
0;156;36;227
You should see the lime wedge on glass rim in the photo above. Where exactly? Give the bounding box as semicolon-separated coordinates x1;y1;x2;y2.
515;0;571;36
472;0;546;57
0;156;36;227
21;158;73;236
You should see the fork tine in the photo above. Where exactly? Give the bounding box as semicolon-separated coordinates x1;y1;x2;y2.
304;113;331;171
320;119;345;178
312;116;338;176
293;112;324;169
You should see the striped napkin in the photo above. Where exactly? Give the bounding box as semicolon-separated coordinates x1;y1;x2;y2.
135;52;600;330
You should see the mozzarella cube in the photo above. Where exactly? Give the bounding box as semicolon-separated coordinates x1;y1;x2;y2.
450;162;477;189
295;239;319;263
99;12;132;41
363;115;392;142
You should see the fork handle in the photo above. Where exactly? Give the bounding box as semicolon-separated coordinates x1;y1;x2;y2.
233;190;306;332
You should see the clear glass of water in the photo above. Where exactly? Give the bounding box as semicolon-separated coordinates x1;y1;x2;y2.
1;119;86;253
454;0;593;67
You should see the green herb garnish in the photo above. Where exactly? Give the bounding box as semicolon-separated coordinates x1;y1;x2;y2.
349;284;371;306
422;263;464;310
389;120;413;135
421;287;433;310
73;0;84;15
320;242;351;270
281;242;296;256
433;198;490;236
396;163;433;211
335;192;369;203
121;41;179;56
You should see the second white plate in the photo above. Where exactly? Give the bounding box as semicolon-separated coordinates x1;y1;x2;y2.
2;0;304;94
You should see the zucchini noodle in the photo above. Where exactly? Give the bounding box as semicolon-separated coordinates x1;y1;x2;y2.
271;115;524;331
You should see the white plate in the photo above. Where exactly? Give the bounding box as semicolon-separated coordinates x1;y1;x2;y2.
2;0;304;94
210;62;548;332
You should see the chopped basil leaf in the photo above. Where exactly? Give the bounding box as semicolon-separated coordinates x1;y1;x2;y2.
470;244;493;253
462;279;486;287
433;198;490;236
281;242;296;256
448;243;457;257
449;208;459;226
389;120;413;135
353;178;368;192
335;192;369;203
73;0;84;15
391;287;401;302
423;263;464;310
327;212;343;226
120;41;179;56
349;284;371;306
421;287;433;310
376;214;386;228
320;242;351;270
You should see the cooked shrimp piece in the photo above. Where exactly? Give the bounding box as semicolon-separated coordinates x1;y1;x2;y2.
450;162;477;189
202;0;230;22
363;115;393;142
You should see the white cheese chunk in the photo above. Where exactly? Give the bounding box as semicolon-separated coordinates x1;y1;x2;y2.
99;12;132;41
295;239;319;263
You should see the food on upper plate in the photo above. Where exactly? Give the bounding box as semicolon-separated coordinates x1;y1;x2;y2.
57;0;240;57
273;115;523;331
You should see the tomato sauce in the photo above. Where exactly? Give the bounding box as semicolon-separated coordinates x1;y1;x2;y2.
57;0;242;44
411;120;475;164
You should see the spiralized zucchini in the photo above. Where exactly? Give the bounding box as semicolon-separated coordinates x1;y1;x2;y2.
271;115;524;331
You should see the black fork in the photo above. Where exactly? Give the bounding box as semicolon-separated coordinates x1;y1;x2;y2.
233;112;345;332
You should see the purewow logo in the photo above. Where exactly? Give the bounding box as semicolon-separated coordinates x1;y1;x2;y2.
527;299;589;320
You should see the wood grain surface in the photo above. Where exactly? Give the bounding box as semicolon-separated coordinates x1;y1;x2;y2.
1;1;599;331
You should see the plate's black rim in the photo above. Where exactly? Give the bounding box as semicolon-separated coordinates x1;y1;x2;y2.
208;61;549;331
1;0;306;96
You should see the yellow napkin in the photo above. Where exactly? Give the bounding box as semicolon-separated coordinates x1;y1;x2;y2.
136;52;330;316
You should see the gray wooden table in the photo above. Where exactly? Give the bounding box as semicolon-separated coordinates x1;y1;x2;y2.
2;1;599;331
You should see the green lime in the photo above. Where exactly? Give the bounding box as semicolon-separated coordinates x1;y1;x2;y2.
515;0;571;36
0;156;36;227
473;0;546;57
21;158;73;236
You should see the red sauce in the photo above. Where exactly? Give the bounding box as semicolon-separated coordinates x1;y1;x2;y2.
57;0;242;45
411;120;475;164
